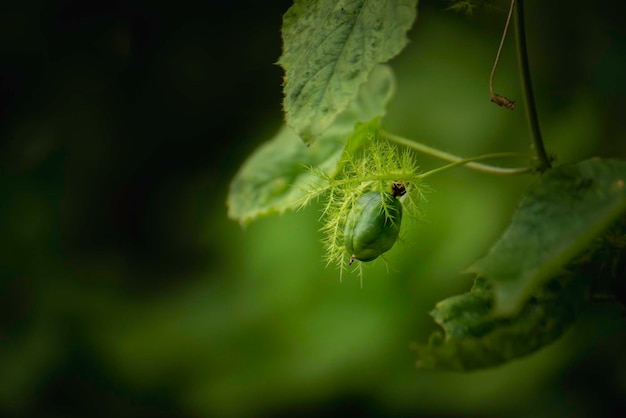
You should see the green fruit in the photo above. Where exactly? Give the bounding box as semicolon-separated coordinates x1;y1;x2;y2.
344;191;402;264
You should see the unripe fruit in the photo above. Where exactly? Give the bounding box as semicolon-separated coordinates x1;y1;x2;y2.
344;191;402;264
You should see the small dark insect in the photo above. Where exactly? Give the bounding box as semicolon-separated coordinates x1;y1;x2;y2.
491;93;515;110
391;181;407;197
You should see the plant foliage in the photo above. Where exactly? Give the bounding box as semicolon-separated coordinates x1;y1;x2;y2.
228;0;626;373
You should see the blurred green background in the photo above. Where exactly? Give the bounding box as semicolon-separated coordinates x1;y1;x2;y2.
2;0;626;417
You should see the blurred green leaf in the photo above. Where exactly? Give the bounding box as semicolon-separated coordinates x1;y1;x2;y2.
468;158;626;316
415;158;626;371
414;272;591;371
446;0;497;15
227;65;395;225
279;0;417;143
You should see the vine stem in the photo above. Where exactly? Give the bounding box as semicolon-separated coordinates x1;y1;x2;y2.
515;0;551;171
419;152;532;179
381;131;534;175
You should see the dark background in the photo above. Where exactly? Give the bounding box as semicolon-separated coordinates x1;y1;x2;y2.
2;0;626;417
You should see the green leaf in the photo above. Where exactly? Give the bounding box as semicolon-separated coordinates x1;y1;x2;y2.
468;158;626;316
227;65;395;225
279;0;418;144
414;158;626;371
414;272;591;371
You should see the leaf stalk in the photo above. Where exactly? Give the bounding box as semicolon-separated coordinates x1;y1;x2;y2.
381;131;534;175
